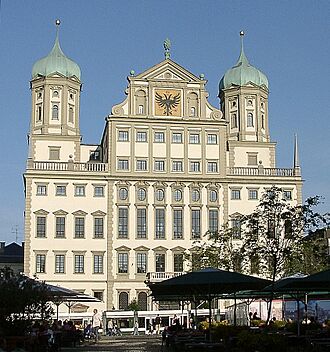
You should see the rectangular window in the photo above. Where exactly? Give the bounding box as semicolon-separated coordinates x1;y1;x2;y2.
231;189;241;200
207;162;218;173
207;134;218;144
154;160;165;172
172;133;182;143
231;219;241;239
75;185;85;197
138;105;144;115
74;217;85;238
155;253;165;272
247;154;258;166
94;186;104;197
173;209;183;239
118;159;129;170
36;216;46;238
191;209;201;239
136;131;147;142
136;253;147;274
94;217;104;238
172;160;183;172
93;254;104;274
118;207;128;238
56;185;66;196
208;209;218;234
136;159;147;171
173;253;183;272
283;190;292;200
55;254;65;273
93;291;104;301
189;133;200;144
55;217;65;238
155;208;165;239
36;254;46;273
118;253;128;273
137;208;147;238
190;161;200;172
49;147;60;160
248;189;258;200
74;255;84;273
154;132;165;143
36;185;47;196
118;130;129;141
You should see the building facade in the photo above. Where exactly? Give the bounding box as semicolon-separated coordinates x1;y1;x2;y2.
24;27;302;315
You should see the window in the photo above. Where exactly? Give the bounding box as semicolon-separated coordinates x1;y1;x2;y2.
191;209;201;239
94;291;103;301
52;104;59;120
136;159;147;171
231;189;241;200
261;114;265;129
155;189;165;202
138;105;144;115
209;209;218;234
190;106;196;116
56;185;66;196
250;255;259;274
52;90;59;98
94;186;104;197
74;255;84;273
119;187;128;200
231;219;241;239
75;185;85;197
119;292;129;310
190;161;200;172
55;217;65;238
172;133;182;143
49;147;60;160
155;208;165;239
37;185;47;196
173;189;182;202
36;216;46;238
118;130;129;141
154;132;165;143
191;189;200;202
36;254;46;273
55;254;65;273
207;134;218;144
74;217;85;238
283;190;292;200
207;162;218;173
247;99;253;106
247;154;258;166
209;190;218;202
37;105;42;121
118;159;129;170
93;254;104;273
94;217;104;238
173;209;183;239
138;292;148;310
137;188;147;201
137;253;147;273
118;253;128;273
248;189;258;200
137;208;147;238
136;131;147;142
118;207;128;238
154;160;165;171
231;114;238;128
69;107;74;123
172;160;183;172
247;113;254;127
189;133;200;144
155;253;165;272
173;253;183;272
232;101;237;108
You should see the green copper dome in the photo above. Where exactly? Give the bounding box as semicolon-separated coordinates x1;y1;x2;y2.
219;34;268;92
32;32;81;80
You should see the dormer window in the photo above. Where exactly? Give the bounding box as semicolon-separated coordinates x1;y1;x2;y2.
52;104;59;120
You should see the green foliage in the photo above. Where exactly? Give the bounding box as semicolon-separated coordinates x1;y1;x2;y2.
127;298;139;311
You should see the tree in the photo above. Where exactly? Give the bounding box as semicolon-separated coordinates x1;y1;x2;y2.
0;267;53;336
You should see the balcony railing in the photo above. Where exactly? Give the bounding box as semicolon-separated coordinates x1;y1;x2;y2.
27;160;108;172
227;167;298;177
146;271;185;283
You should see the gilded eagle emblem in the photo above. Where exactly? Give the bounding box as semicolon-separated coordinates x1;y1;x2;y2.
155;92;181;116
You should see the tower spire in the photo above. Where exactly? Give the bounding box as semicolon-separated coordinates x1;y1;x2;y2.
236;30;249;66
164;38;171;59
293;134;301;175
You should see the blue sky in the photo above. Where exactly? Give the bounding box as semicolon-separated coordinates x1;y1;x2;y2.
0;0;329;244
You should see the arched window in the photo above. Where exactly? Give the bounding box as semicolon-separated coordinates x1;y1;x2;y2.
247;99;253;106
135;90;146;115
37;105;42;121
69;107;74;123
52;90;59;98
52;105;59;120
247;113;254;127
231;114;237;128
261;114;265;129
173;189;182;202
155;189;165;201
119;292;129;310
188;92;198;117
138;292;148;311
137;188;147;201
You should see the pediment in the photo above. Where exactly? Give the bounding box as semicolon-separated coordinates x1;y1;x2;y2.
153;246;168;252
115;246;131;252
53;209;68;216
134;246;150;252
171;246;185;252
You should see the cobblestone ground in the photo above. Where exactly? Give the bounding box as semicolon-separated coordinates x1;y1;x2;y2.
62;335;164;352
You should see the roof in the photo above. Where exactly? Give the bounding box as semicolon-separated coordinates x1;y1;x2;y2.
0;242;24;264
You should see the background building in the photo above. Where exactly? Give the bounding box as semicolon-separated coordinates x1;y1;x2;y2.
0;242;24;273
23;26;302;317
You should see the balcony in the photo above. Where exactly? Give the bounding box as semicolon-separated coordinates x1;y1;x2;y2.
27;160;108;173
227;167;299;177
146;271;185;283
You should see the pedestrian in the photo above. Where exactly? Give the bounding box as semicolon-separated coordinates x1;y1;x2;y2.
92;308;102;342
133;320;139;335
155;314;161;334
107;319;113;336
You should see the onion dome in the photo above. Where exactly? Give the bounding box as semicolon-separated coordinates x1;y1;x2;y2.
32;20;81;80
219;31;268;92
